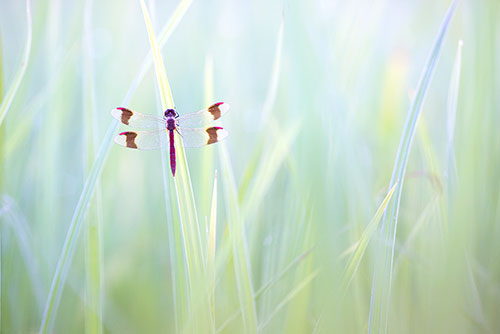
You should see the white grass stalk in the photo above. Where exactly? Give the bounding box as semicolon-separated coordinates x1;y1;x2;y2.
445;40;463;191
200;55;215;220
259;15;284;126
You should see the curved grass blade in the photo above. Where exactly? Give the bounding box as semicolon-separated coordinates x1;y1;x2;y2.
219;143;258;333
258;270;319;331
242;121;299;218
368;2;458;333
38;1;193;332
0;196;44;313
0;0;32;127
216;246;314;333
342;183;397;290
445;40;463;192
239;13;285;202
259;16;284;126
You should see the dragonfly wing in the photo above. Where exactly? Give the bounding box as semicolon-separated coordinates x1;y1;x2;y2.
114;130;168;150
177;102;229;128
179;127;228;148
111;107;165;129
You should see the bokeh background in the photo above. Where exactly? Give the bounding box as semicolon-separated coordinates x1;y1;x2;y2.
1;0;499;333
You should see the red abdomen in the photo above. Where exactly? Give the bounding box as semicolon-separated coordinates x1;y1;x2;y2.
169;130;176;176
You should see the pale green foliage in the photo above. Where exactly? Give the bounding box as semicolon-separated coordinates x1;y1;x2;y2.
1;0;499;333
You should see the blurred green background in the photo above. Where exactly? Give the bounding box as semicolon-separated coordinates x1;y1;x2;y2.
1;0;499;333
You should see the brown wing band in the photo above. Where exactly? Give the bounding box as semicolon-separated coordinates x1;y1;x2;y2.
121;131;138;148
208;103;222;120
206;127;223;145
118;107;133;125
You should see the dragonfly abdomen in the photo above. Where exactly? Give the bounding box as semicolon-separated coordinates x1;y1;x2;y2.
169;130;176;176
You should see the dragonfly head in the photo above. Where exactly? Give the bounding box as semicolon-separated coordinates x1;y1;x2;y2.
164;109;178;119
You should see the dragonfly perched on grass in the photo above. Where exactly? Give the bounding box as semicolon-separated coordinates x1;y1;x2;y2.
112;102;229;176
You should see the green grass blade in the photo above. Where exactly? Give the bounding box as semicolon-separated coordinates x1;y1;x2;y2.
368;2;458;333
38;1;192;332
140;1;212;331
258;270;319;331
445;40;463;191
140;0;174;110
342;183;397;290
208;171;218;331
0;196;44;313
83;0;103;333
219;144;258;333
242;121;299;218
239;14;285;202
0;0;32;127
259;17;284;125
125;0;192;99
216;246;315;332
139;0;202;261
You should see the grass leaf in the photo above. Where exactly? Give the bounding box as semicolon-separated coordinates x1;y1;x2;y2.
342;183;397;290
82;0;103;333
258;270;319;331
368;2;458;332
445;40;463;191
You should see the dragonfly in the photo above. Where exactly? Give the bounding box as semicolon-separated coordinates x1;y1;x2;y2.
112;102;229;176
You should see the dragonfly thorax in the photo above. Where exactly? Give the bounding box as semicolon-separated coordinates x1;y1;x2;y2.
164;109;179;131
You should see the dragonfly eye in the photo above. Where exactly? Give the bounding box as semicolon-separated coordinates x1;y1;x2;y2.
164;109;177;118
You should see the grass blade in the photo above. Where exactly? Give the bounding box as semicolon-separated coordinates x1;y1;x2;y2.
216;246;315;333
207;171;218;331
82;0;103;333
259;16;284;126
0;0;32;127
242;121;299;218
239;13;285;202
368;2;458;333
258;270;319;331
219;143;258;333
445;40;463;191
342;183;397;290
0;196;44;313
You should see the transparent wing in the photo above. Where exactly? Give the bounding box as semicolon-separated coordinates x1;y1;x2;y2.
177;102;229;128
114;130;168;150
179;126;228;148
111;107;165;129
